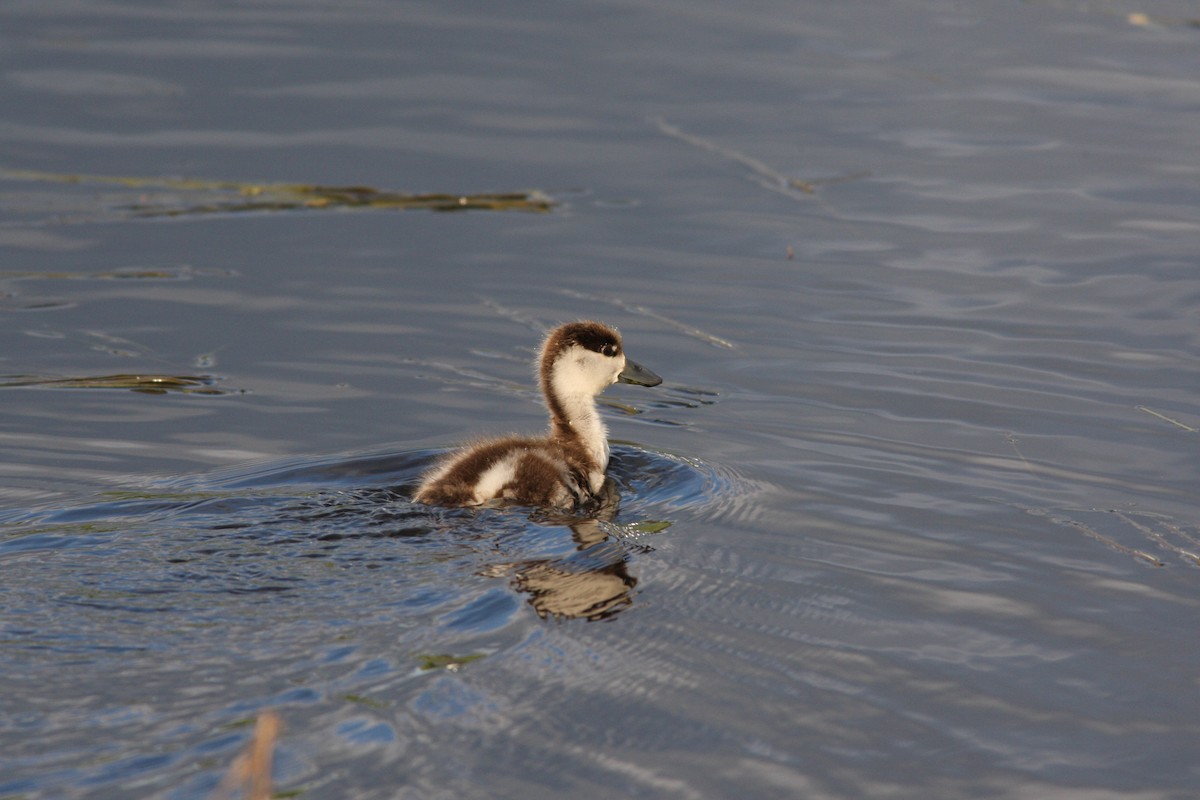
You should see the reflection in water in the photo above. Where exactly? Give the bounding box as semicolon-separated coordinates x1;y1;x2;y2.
510;554;637;621
483;479;640;621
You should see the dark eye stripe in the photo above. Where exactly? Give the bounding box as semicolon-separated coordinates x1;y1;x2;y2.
549;321;624;359
570;328;620;356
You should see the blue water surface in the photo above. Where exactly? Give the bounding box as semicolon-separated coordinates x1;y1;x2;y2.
2;2;1199;798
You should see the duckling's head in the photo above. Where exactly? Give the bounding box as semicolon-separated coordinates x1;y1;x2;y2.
541;321;662;399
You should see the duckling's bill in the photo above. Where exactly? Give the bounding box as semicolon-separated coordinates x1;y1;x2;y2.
619;359;662;387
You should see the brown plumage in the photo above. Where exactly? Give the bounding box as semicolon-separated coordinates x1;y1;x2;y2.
414;321;661;509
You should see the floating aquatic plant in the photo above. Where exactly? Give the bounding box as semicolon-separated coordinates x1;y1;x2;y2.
416;652;486;672
0;373;228;395
0;166;555;219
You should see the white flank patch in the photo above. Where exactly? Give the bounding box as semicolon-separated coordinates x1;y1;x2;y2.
471;451;521;504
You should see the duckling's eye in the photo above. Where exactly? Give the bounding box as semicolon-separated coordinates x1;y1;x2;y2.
602;344;618;357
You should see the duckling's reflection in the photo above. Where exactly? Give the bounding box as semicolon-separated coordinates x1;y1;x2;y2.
484;479;639;621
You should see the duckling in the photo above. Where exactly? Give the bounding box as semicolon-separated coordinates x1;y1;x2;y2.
415;321;662;509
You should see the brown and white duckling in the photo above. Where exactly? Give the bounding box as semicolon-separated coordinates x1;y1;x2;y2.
414;321;662;509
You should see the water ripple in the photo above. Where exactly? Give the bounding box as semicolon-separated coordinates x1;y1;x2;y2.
0;445;757;625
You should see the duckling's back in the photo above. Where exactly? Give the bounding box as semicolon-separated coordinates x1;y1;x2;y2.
415;437;583;508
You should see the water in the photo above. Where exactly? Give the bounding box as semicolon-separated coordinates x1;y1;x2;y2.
2;1;1199;798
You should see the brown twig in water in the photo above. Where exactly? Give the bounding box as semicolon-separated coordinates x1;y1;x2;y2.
214;711;280;800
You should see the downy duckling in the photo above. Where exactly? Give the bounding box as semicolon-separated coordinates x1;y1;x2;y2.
415;321;662;509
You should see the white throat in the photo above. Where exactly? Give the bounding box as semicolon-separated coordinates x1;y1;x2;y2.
549;357;613;470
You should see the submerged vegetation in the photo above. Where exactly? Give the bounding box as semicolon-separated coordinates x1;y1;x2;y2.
0;373;228;394
0;167;555;219
416;652;486;672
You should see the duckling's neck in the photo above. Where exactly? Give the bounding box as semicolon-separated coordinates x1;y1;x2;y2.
551;392;609;467
544;367;610;474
